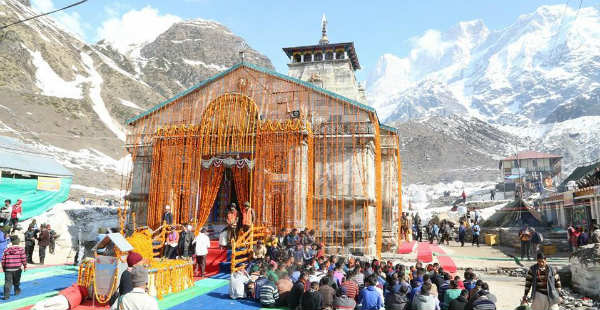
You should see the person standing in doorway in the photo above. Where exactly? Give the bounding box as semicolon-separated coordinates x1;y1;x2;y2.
47;225;58;255
192;227;210;277
519;225;532;261
241;202;255;232
162;205;173;225
523;252;562;310
226;205;239;242
37;224;50;265
2;235;27;300
24;226;36;264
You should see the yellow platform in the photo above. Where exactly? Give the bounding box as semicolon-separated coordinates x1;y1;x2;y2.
485;233;498;246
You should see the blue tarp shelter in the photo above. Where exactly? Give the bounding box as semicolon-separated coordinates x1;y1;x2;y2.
0;136;72;220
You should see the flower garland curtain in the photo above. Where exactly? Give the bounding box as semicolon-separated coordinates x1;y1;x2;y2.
196;165;225;228
232;167;250;206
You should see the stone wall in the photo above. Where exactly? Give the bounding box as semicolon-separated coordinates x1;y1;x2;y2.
288;59;363;103
569;243;600;298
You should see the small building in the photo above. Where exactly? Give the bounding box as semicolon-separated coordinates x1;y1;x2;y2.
499;151;562;194
540;161;600;227
0;136;72;219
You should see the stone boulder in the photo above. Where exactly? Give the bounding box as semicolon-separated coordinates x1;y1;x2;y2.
569;243;600;298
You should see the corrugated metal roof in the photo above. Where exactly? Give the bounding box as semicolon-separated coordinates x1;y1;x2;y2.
0;136;73;177
126;62;378;125
502;150;562;161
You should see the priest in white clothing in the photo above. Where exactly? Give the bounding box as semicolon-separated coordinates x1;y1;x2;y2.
192;227;210;277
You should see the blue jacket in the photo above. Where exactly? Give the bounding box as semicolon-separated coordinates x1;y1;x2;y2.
0;231;8;261
359;286;383;310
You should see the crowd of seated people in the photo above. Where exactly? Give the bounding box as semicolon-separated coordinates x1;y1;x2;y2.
228;228;497;310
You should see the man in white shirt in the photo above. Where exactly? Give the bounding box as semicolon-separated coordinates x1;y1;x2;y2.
193;228;210;277
110;266;158;310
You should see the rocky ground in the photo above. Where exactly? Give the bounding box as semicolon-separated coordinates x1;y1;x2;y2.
385;240;598;309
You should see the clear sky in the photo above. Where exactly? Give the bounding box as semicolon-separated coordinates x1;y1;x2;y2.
31;0;578;81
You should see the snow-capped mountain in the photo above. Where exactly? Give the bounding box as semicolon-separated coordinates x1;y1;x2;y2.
0;0;272;195
369;5;600;125
369;4;600;181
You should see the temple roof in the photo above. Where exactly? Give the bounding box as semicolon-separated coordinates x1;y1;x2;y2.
126;62;395;133
282;42;361;70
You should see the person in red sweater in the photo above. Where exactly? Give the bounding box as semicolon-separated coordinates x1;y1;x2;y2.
10;199;22;233
2;235;27;300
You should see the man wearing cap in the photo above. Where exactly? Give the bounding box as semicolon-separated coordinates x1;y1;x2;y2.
2;235;26;300
192;228;210;277
179;225;194;258
110;266;158;310
109;252;144;306
162;205;173;225
37;224;50;265
227;204;239;242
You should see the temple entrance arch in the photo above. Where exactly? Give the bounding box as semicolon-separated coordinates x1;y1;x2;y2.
147;93;259;228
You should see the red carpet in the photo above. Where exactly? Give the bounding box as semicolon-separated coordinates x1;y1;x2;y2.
428;244;457;274
205;240;228;277
416;242;433;263
397;240;416;254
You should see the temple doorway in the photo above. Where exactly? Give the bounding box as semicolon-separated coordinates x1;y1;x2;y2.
208;168;238;225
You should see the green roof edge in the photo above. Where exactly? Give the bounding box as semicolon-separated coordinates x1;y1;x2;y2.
380;123;398;133
126;62;377;125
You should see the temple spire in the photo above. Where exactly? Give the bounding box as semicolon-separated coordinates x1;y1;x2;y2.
319;13;329;45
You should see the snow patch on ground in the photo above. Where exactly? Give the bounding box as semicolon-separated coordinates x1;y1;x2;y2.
20;201;119;248
71;184;124;198
80;51;126;141
118;98;143;110
406;180;496;205
182;58;228;71
31;143;126;174
26;48;84;99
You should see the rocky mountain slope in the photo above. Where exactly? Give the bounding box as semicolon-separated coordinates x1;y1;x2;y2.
0;0;272;196
95;19;273;99
368;5;600;183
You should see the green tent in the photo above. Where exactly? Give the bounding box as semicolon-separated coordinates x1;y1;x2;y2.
0;136;72;220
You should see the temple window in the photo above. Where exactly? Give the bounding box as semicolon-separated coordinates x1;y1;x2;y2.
314;52;323;61
293;54;301;63
325;52;333;60
336;51;345;59
304;54;312;62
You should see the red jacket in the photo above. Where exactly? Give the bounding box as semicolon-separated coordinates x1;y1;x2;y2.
11;204;21;219
60;284;88;307
1;246;26;270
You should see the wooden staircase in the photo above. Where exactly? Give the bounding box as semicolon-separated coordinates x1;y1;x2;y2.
230;226;266;273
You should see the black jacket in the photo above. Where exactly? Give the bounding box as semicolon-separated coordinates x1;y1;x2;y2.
288;281;305;308
385;291;409;310
301;290;322;310
25;230;36;247
448;295;468;310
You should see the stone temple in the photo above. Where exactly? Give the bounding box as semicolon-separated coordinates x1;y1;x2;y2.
124;15;402;257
